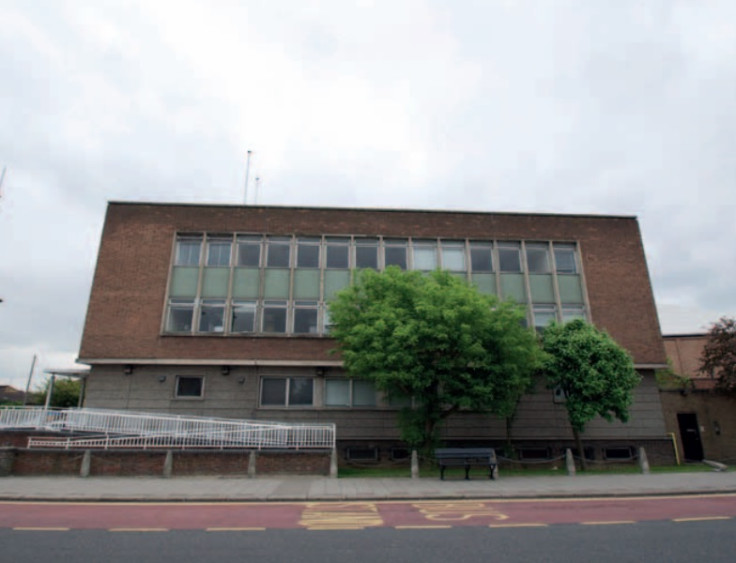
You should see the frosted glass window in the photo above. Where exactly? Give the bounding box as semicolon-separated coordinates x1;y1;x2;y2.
413;241;437;271
170;267;199;297
441;243;466;271
293;269;320;299
325;379;350;406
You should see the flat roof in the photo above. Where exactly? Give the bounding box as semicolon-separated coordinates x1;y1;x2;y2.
106;200;638;221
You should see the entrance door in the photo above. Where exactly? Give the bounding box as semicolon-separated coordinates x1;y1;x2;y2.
677;413;704;461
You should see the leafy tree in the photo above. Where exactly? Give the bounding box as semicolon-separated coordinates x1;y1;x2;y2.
329;267;542;453
700;317;736;393
541;319;640;470
32;377;81;408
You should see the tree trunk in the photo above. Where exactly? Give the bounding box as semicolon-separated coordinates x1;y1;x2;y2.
505;416;515;459
572;427;587;471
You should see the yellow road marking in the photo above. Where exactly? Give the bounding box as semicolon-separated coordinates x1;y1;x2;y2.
108;528;169;532
13;527;70;531
489;523;548;528
581;521;636;526
672;516;732;523
206;527;266;532
395;525;453;530
306;526;368;530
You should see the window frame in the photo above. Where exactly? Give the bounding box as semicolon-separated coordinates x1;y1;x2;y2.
259;377;314;407
175;375;205;399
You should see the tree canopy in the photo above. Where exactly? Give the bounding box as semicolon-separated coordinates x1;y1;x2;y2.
328;267;542;451
700;316;736;393
32;377;81;408
541;319;640;468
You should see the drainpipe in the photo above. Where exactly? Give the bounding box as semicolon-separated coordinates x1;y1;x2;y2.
668;432;681;465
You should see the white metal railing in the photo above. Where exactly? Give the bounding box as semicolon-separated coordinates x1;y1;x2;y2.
0;407;336;450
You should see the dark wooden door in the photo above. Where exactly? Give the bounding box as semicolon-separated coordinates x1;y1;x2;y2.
677;413;704;461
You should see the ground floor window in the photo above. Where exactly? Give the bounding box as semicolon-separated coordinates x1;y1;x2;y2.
260;377;314;407
175;376;204;398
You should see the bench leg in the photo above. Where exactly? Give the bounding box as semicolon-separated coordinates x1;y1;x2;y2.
440;466;445;481
464;464;470;480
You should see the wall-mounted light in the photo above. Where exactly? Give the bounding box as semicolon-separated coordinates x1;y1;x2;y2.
315;367;326;377
237;377;246;385
221;366;230;376
158;375;167;383
123;365;134;375
714;421;721;436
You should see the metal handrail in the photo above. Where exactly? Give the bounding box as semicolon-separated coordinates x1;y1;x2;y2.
0;407;335;450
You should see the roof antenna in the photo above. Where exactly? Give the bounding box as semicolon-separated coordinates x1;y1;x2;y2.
243;151;252;204
254;176;261;205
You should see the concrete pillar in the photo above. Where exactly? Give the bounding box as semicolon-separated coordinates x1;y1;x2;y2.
638;447;650;474
248;450;256;478
565;448;576;476
411;449;419;479
80;450;91;478
163;450;173;478
329;448;338;478
0;447;15;476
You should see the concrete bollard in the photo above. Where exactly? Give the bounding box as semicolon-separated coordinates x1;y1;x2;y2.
248;450;256;478
80;450;92;478
565;448;576;476
329;448;338;478
163;450;173;478
638;447;650;474
411;449;419;479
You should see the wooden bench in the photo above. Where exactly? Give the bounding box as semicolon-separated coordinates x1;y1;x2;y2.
435;447;498;481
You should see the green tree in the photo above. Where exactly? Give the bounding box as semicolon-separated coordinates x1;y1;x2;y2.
32;377;81;408
541;319;640;470
329;267;542;453
699;317;736;393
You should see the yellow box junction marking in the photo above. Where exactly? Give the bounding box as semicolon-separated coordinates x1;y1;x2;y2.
300;502;384;530
412;502;509;522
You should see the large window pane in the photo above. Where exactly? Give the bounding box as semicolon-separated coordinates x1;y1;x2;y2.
267;237;291;267
441;243;466;272
562;306;586;322
470;243;493;272
293;269;320;299
176;238;202;266
297;238;321;268
232;268;260;299
384;239;407;270
526;244;550;273
231;301;256;333
412;241;437;271
352;380;376;406
294;305;318;334
170;267;199;297
554;244;577;274
261;378;286;406
326;238;350;268
325;379;350;406
166;299;194;332
355;239;378;269
237;236;261;267
262;302;287;333
207;240;232;267
288;378;314;406
324;270;351;300
533;305;557;333
201;267;229;297
198;300;226;332
263;269;290;299
498;243;521;272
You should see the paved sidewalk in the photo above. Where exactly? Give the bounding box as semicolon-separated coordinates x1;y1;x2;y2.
0;471;734;502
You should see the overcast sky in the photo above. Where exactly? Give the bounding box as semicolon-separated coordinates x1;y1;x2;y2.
1;0;735;389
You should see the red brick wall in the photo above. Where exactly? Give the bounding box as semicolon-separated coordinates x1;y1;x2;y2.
79;203;666;365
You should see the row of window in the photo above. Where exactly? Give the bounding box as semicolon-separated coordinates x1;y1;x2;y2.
174;375;380;407
175;235;579;274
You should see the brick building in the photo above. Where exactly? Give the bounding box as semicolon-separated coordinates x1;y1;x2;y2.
78;202;673;463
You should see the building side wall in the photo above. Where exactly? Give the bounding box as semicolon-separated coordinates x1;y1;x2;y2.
663;335;711;379
84;365;667;443
79;204;666;366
